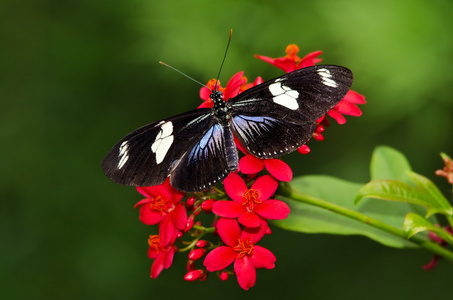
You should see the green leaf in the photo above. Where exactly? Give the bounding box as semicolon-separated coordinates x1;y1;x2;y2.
275;175;416;248
370;146;412;182
355;172;453;217
403;213;453;246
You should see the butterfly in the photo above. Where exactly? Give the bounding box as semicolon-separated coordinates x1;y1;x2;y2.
102;65;353;192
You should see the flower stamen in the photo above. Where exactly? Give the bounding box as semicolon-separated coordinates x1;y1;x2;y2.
148;196;171;215
233;238;254;259
242;189;261;211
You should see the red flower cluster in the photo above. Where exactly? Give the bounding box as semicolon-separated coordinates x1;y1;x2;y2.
132;44;365;289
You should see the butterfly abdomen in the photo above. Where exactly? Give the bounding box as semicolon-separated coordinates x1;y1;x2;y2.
221;123;239;171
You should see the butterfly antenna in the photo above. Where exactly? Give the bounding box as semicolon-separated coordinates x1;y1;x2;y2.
214;29;233;92
159;61;210;89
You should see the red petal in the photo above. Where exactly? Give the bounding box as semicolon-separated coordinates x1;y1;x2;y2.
136;185;171;200
234;256;256;290
216;218;241;247
212;200;245;218
224;71;245;100
158;216;177;247
238;212;261;228
344;89;366;104
150;254;165;279
250;245;276;269
163;247;175;269
138;205;165;225
264;159;293;182
134;198;150;209
327;109;347;125
199;86;212;102
197;100;213;108
172;203;187;230
224;173;247;202
164;179;185;203
203;246;236;271
254;54;297;73
239;155;263;174
254;199;290;220
299;50;323;68
242;218;268;243
334;99;362;117
251;175;278;201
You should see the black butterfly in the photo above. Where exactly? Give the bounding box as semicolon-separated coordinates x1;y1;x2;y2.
102;65;353;192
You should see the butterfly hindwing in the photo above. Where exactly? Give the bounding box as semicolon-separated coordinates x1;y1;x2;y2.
229;65;353;158
170;123;233;192
230;112;317;158
102;108;215;187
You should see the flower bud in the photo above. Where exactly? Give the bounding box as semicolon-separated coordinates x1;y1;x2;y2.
220;271;229;281
195;240;208;248
201;199;215;213
188;248;206;261
184;214;195;232
186;197;195;209
184;269;205;281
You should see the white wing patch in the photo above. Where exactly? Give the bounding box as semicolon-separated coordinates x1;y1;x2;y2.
317;68;338;88
151;121;174;164
117;141;130;169
268;78;299;110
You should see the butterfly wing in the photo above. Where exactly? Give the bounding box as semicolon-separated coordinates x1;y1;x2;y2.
169;123;234;192
102;108;215;188
229;65;353;158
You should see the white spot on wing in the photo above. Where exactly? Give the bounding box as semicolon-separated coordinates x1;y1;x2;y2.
117;141;129;169
317;68;338;88
268;78;299;110
151;121;174;164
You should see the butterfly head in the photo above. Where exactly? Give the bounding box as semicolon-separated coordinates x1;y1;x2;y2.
210;90;223;103
211;90;232;122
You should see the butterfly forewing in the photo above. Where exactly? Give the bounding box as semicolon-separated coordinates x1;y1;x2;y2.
102;108;214;187
229;65;353;158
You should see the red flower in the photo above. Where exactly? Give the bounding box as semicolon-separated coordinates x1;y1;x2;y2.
328;90;366;124
203;218;276;290
147;235;176;278
256;44;366;125
199;72;262;108
239;154;293;182
255;44;323;73
212;173;290;228
135;179;187;246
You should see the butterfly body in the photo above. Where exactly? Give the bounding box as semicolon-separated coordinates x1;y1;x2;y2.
102;65;353;192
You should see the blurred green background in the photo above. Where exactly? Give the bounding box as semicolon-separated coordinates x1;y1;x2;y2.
2;0;452;299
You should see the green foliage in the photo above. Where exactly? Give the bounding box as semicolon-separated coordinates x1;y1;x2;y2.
275;146;452;250
276;175;415;248
403;213;453;246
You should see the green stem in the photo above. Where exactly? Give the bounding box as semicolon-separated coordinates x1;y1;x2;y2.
279;186;453;263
